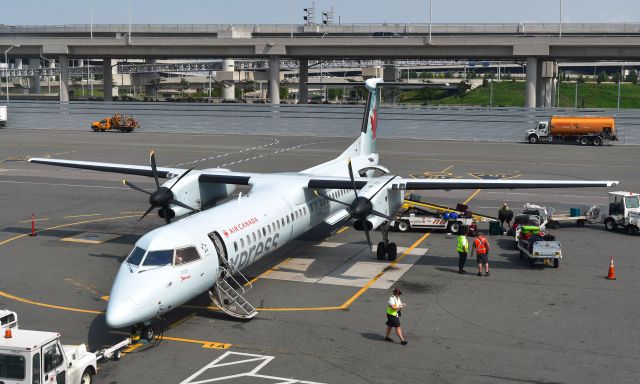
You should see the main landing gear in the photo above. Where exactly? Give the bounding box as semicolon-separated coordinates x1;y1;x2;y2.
376;222;398;261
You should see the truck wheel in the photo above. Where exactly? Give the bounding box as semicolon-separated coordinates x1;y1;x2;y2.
579;136;590;146
448;221;461;234
376;242;386;260
592;136;603;146
81;368;93;384
387;243;398;261
397;221;409;232
627;225;639;236
604;218;617;231
113;349;122;361
553;259;559;268
529;258;536;268
527;135;539;144
91;126;97;132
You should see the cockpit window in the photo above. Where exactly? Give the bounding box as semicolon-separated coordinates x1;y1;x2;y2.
175;247;201;265
143;250;174;266
126;247;146;266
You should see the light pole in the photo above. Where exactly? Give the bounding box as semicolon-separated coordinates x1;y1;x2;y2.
428;0;433;43
4;45;20;104
617;64;624;109
559;0;563;37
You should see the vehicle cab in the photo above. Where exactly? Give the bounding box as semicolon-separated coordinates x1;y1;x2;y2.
0;328;97;384
526;121;549;143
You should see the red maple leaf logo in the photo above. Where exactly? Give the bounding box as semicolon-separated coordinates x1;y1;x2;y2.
369;110;378;139
222;230;229;238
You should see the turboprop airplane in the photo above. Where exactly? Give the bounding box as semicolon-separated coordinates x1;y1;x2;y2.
28;78;618;340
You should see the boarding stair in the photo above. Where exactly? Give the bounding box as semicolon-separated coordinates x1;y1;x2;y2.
209;258;258;319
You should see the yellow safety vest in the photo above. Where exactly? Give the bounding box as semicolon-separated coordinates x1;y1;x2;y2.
387;296;400;316
457;235;468;253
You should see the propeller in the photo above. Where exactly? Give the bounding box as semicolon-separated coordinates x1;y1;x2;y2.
315;159;393;251
122;151;198;224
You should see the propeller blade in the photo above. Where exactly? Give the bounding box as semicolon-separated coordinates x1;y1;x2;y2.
369;175;397;200
168;198;197;212
161;207;172;224
364;229;373;252
138;205;155;222
123;180;152;195
370;209;393;221
347;158;358;198
313;190;350;208
168;168;194;192
149;151;160;189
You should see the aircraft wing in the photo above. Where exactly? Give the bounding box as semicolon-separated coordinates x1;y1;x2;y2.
28;157;254;185
307;176;618;190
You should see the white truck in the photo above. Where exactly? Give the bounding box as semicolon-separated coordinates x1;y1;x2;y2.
392;213;473;234
0;106;6;127
603;191;640;235
0;315;129;384
518;239;562;268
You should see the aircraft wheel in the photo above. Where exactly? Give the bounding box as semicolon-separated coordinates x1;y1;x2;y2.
142;324;155;341
387;243;398;261
376;242;386;260
553;259;560;268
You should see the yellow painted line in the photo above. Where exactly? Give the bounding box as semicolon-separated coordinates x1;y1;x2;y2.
336;226;349;234
0;291;104;315
122;343;143;354
440;165;453;173
340;232;432;309
63;213;102;219
246;257;291;286
463;189;482;205
167;312;196;330
161;335;232;349
120;211;145;214
18;218;49;223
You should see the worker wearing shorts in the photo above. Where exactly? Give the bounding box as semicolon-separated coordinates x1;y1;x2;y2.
385;288;407;345
473;233;490;276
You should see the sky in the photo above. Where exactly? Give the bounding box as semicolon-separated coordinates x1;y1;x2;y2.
4;0;640;25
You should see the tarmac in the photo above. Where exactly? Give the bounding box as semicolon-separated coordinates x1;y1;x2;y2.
1;128;639;384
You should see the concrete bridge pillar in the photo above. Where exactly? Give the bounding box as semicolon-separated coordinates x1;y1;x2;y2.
222;58;235;100
525;57;537;109
541;61;556;108
382;60;398;103
29;58;41;94
298;59;308;104
536;60;544;108
102;59;112;101
269;56;281;105
59;55;69;102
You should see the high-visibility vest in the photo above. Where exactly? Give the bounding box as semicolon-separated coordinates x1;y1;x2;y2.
457;235;468;253
475;237;488;254
387;296;400;316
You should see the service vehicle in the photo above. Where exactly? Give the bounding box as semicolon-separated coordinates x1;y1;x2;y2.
517;237;562;268
603;191;640;235
392;212;472;234
0;105;7;127
546;206;599;229
526;116;616;146
91;113;139;132
0;321;129;384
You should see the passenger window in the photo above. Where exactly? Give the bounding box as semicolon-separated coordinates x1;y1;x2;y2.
295;211;299;219
0;353;25;380
143;250;173;266
252;232;256;242
268;225;272;235
286;216;290;224
43;343;63;372
262;227;267;236
175;247;201;265
233;242;238;252
282;218;285;226
277;220;280;229
303;207;307;215
126;246;146;266
247;235;251;245
291;213;295;221
32;353;40;384
240;238;245;248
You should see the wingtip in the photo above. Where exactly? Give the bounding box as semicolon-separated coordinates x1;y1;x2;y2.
608;181;620;187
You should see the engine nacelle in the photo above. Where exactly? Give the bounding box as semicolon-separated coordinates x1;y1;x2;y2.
162;170;237;219
353;215;386;232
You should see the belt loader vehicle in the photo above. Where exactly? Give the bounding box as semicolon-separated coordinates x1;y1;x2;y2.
0;312;129;384
525;116;616;146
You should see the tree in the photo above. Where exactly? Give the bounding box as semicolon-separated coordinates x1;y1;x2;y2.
577;74;585;84
279;85;289;100
456;80;471;105
180;77;190;98
148;77;164;101
625;69;638;84
596;70;608;84
612;72;622;83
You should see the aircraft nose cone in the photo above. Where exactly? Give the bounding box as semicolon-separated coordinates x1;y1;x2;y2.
105;298;136;328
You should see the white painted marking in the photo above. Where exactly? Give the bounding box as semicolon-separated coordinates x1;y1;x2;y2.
180;351;324;384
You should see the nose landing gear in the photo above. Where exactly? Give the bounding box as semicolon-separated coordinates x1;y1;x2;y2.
376;222;398;261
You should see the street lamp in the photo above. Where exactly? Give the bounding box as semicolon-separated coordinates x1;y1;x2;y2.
4;45;20;104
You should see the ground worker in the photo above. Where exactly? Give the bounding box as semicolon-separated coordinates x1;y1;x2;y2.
472;232;490;276
384;288;408;345
498;203;514;234
457;225;469;274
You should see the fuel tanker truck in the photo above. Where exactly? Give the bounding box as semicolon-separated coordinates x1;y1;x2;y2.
525;116;616;146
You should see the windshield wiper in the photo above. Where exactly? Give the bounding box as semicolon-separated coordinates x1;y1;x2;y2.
138;265;170;273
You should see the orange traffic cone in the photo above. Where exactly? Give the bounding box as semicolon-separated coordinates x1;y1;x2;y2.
606;257;616;280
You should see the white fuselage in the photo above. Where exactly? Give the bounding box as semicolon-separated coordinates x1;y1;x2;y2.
105;155;376;328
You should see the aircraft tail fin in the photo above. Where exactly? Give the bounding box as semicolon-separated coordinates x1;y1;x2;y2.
339;78;382;158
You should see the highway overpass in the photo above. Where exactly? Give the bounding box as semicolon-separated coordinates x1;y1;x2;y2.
2;23;640;105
